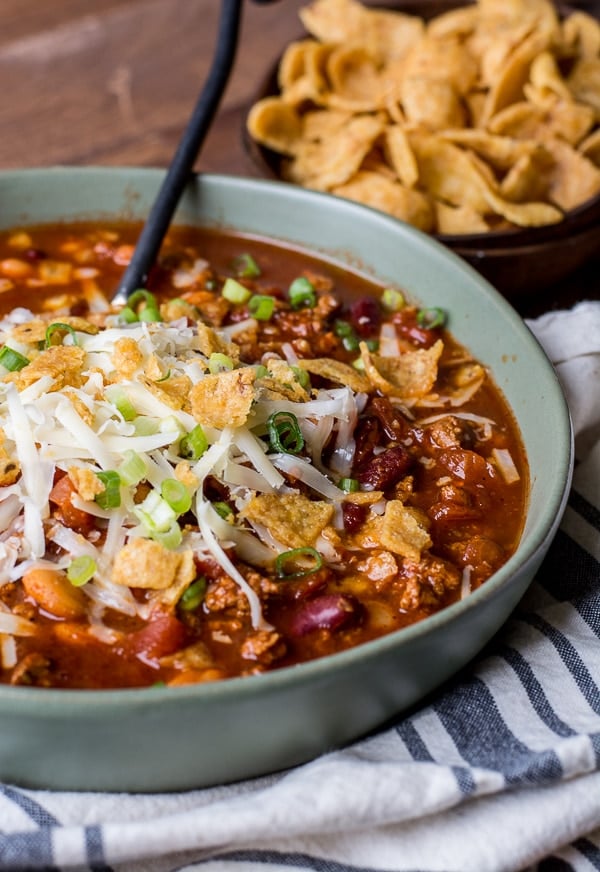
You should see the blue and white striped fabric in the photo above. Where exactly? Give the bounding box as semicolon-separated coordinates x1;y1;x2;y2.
1;301;599;872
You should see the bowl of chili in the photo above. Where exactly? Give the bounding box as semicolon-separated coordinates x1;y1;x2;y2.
0;167;572;791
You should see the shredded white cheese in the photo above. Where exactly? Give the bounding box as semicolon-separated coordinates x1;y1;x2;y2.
0;289;502;645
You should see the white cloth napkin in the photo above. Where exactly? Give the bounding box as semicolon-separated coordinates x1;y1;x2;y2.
1;301;599;872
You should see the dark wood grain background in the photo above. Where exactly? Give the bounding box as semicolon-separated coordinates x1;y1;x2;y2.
0;0;598;317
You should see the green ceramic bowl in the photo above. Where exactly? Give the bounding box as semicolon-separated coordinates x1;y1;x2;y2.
0;167;572;792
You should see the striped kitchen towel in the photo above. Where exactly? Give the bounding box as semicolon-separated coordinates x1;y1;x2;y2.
0;301;599;872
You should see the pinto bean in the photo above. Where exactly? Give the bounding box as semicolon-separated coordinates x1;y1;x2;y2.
22;568;87;620
357;445;413;490
290;593;360;636
0;258;33;279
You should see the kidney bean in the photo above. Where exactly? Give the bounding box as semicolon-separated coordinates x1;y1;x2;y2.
23;247;47;262
276;568;329;601
126;615;188;661
357;445;413;490
353;416;382;468
349;297;381;336
370;396;408;440
202;474;230;503
194;556;229;583
290;594;360;636
393;311;438;348
342;501;368;533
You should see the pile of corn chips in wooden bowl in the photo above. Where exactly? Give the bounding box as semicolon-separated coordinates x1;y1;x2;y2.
245;0;600;297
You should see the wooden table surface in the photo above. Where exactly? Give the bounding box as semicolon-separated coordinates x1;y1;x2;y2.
0;0;598;318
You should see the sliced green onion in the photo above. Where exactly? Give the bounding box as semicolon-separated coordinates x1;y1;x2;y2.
132;416;159;436
45;322;79;348
365;338;379;352
352;356;365;371
334;320;361;352
334;319;354;338
139;306;161;323
117;450;147;487
67;555;97;587
127;289;158;309
134;489;177;532
208;352;235;374
118;306;139;324
416;306;446;329
342;335;360;352
254;364;269;380
291;365;311;391
131;290;160;317
161;478;192;515
152;520;182;550
159;415;185;436
119;289;161;323
155;369;171;382
213;501;234;521
222;277;251;304
0;345;29;372
381;288;405;312
248;294;275;321
288;276;316;310
105;385;137;421
95;470;121;509
231;253;261;279
275;546;323;579
179;577;207;611
339;477;359;493
267;410;304;454
179;424;208;461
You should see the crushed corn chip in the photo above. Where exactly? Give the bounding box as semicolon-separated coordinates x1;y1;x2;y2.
247;0;600;234
190;367;256;429
241;492;334;549
360;339;443;399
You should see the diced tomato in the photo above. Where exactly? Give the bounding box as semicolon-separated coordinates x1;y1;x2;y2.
49;474;94;533
126;615;188;661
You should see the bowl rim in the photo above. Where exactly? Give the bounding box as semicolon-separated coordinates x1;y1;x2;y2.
0;166;574;710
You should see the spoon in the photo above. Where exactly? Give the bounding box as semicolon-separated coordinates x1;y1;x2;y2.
112;0;281;307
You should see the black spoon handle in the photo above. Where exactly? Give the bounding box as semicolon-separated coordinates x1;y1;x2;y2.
115;0;279;304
